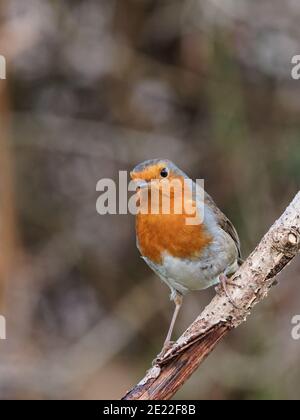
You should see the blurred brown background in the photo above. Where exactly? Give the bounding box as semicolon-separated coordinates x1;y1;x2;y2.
0;0;300;400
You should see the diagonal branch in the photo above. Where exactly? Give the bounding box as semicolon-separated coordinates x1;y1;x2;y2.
122;191;300;400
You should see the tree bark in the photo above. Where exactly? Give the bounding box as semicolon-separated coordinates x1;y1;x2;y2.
123;191;300;400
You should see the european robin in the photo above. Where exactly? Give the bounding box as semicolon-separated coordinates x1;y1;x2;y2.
130;159;242;356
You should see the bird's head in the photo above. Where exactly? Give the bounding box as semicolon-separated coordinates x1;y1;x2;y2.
130;159;187;190
130;159;195;216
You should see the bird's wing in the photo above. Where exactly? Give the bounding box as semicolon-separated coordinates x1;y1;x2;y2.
204;191;242;261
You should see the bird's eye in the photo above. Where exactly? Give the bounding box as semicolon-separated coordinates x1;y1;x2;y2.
160;168;169;178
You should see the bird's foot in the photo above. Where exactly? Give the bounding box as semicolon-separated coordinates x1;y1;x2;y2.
215;274;242;309
152;341;174;366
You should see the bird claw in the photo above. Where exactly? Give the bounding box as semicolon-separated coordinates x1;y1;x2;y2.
152;341;174;365
216;274;243;310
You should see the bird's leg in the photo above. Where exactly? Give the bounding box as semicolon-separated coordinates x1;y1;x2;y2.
154;293;183;363
217;273;241;309
164;293;183;347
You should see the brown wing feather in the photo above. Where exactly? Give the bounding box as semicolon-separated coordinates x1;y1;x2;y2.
204;192;242;261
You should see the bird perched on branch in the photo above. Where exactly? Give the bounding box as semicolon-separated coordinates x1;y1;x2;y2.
131;159;242;357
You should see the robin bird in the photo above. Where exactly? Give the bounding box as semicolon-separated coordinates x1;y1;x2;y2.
130;159;242;356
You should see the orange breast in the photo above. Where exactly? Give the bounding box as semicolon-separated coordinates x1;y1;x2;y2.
136;197;212;264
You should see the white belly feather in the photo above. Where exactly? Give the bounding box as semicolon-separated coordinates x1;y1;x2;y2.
141;199;239;297
143;226;239;296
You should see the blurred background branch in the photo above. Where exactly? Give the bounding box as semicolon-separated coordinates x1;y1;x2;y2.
0;0;20;312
